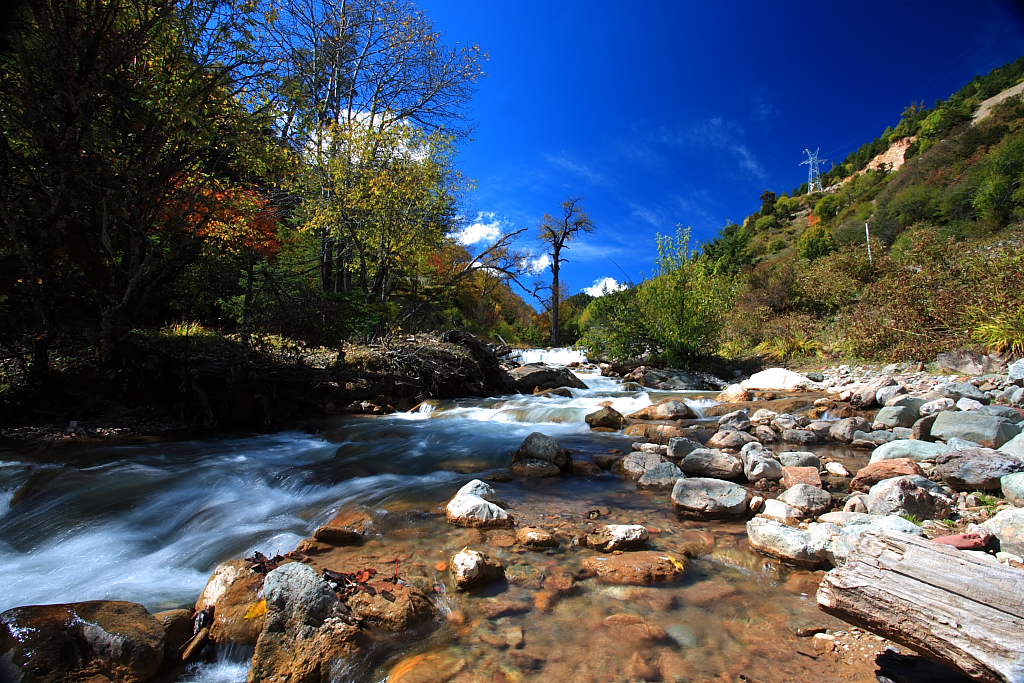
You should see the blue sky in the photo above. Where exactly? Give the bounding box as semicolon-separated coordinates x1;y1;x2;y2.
422;0;1024;299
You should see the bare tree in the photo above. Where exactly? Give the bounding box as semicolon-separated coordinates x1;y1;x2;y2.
538;198;594;347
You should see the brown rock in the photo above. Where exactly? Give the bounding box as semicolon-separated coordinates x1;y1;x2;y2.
593;452;622;469
581;551;686;585
0;601;165;683
678;579;737;606
195;558;266;645
602;613;670;644
153;608;192;657
345;582;435;632
781;466;822;489
312;524;363;546
388;651;467;683
706;429;758;450
477;598;532;619
658;650;696;681
849;458;923;492
510;459;562;478
570;457;603;476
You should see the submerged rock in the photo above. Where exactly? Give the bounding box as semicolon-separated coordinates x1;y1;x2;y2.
0;600;165;683
582;551;686;585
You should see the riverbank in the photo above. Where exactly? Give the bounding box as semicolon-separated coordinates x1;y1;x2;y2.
2;351;1022;682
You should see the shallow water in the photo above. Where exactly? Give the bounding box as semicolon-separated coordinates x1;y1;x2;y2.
0;353;872;682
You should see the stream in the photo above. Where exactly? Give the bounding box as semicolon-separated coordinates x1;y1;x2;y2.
0;349;872;682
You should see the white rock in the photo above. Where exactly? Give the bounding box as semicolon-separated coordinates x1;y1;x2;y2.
761;499;804;524
920;398;956;416
741;368;814;391
825;462;850;477
956;397;984;411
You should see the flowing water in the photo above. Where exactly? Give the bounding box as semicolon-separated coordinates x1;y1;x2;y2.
0;348;876;682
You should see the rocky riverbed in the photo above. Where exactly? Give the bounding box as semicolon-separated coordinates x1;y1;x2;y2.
3;349;1023;682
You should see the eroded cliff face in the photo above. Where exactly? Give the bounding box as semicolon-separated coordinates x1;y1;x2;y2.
830;136;918;191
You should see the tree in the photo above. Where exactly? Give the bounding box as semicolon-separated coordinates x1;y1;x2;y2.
537;198;594;346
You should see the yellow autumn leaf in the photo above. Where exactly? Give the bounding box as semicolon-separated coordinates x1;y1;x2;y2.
243;600;267;619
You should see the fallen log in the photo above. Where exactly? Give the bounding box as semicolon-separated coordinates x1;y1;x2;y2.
816;530;1024;683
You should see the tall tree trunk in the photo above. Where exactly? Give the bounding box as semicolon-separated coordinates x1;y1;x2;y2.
550;247;560;347
320;231;334;291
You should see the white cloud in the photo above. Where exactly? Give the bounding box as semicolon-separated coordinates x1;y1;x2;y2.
630;204;662;228
584;277;626;297
452;212;503;245
525;253;551;274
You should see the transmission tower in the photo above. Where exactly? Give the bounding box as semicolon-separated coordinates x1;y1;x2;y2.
800;148;828;193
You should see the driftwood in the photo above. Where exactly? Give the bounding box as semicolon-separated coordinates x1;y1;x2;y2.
817;530;1024;683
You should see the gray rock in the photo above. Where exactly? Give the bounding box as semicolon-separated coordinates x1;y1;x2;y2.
509;364;587;393
910;414;937;441
809;514;926;566
1001;472;1024;506
586;524;649;551
585;406;625;429
510;458;561;478
892;427;913;439
666;436;703;460
717;409;752;431
782;429;818;445
853;429;896;446
876;385;905;406
920;397;956;415
772;414;800;431
868;439;948;464
637;461;685;489
930;410;1021;448
875;406;918;428
739;440;772;461
946;437;984;451
828;417;871;443
616;451;666;480
745;517;822;568
744;453;784;482
850;377;896;409
864;475;953;520
999;432;1024;458
649;398;697;420
982;508;1024;555
932;448;1024;491
778;451;821;468
778;483;833;516
886;395;926;414
752;425;778;442
513;432;570;469
939;381;988;402
671;477;751;518
1008;358;1024;381
680;448;743;479
978;405;1023;422
751;408;778;424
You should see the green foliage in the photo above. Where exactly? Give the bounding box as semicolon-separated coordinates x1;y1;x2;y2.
971;307;1024;355
796;223;836;261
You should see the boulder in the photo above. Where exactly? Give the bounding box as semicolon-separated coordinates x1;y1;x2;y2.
0;601;165;683
932;448;1024;491
808;514;925;566
868;439;946;464
782;429;818;445
616;451;667;480
778;483;833;517
451;548;504;590
510;459;562;478
778;451;820;468
978;405;1023;421
851;430;896;447
1009;358;1024;381
781;466;821;489
931;410;1021;448
582;551;686;585
936;349;1007;376
876;385;905;406
195;558;266;645
586;524;650;551
875;406;918;428
850;458;923;492
666;436;702;460
679;448;743;479
717;409;751;431
509;364;587;393
911;414;938;441
920;397;956;416
957;397;985;411
939;381;988;402
745;517;823;568
628;398;696;421
850;377;896;409
864;475;953;520
717;384;751;403
1002;473;1024;506
981;508;1024;555
829;417;870;443
249;563;362;683
744;453;783;482
752;425;778;442
512;432;570;469
671;477;751;519
345;582;434;633
637;461;685;489
998;432;1024;458
751;408;779;424
446;479;513;528
706;429;758;450
740;368;814;391
585;406;625;430
153;609;192;658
